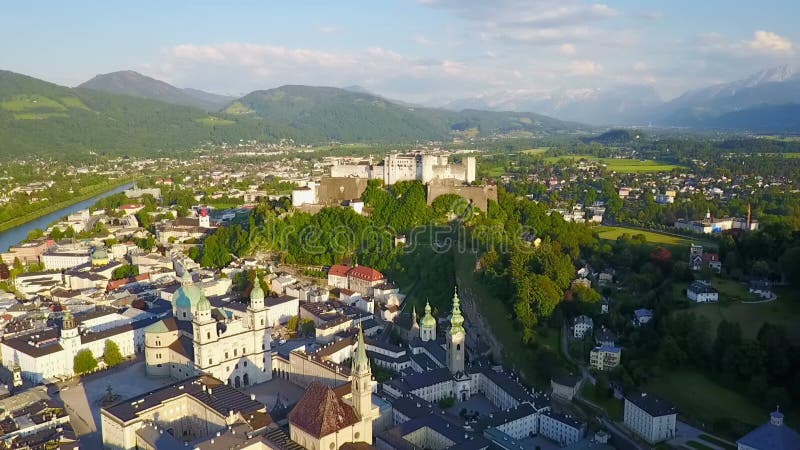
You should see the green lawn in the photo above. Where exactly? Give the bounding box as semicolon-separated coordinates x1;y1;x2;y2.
195;116;235;126
644;370;766;430
698;434;736;450
580;383;623;421
595;226;715;249
681;294;800;342
543;155;682;173
521;147;550;155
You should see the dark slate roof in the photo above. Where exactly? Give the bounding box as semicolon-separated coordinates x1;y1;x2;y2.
264;295;298;307
103;375;262;423
2;328;64;357
541;409;585;430
401;367;453;391
624;391;676;417
737;411;800;450
552;374;581;388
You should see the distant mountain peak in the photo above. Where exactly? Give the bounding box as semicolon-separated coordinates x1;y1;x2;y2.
78;70;234;111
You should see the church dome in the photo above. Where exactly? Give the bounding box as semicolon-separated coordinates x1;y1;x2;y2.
250;278;265;301
197;293;212;312
174;271;203;309
421;301;436;328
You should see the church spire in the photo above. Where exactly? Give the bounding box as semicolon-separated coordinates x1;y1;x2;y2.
411;305;419;328
353;325;370;376
450;286;465;335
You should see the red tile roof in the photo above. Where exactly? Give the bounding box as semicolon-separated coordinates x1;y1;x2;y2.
347;266;383;282
289;382;359;438
328;265;351;277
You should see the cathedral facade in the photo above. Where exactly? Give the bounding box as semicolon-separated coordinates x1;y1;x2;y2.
144;272;272;388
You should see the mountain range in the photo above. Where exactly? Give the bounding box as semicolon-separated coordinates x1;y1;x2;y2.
0;70;583;158
443;65;800;128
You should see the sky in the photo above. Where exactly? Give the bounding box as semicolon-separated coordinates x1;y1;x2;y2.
1;0;799;104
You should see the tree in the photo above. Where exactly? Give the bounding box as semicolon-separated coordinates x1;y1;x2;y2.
104;340;123;368
73;349;98;374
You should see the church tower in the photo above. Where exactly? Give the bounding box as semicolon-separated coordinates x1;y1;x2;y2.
248;278;271;384
193;294;217;373
447;287;466;374
351;326;375;443
420;300;437;342
60;311;80;356
411;305;419;335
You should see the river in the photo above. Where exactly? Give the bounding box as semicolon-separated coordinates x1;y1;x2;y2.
0;183;134;252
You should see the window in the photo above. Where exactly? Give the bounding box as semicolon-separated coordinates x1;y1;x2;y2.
262;344;265;350
244;361;248;367
235;363;238;369
456;344;461;351
182;312;186;318
354;432;360;439
261;318;264;326
208;358;212;365
206;332;211;340
225;352;229;359
234;349;238;356
329;443;335;449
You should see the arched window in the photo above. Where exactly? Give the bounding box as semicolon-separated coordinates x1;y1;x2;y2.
456;344;461;351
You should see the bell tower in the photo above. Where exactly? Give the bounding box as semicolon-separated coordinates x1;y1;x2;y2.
447;287;466;374
351;326;375;443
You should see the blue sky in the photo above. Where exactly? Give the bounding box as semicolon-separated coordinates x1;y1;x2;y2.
2;1;798;103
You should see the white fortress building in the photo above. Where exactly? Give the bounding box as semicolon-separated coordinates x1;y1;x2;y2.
330;152;476;185
143;272;272;388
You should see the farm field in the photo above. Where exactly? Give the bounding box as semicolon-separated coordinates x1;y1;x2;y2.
595;226;716;249
543;154;683;172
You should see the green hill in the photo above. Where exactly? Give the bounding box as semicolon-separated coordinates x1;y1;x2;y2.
79;70;235;111
0;71;583;158
230;85;582;142
0;70;294;158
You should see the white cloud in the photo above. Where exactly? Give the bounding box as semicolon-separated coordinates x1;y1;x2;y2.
558;43;577;56
569;59;602;76
746;30;793;54
633;62;647;72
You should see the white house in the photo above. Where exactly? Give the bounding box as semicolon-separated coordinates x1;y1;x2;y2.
687;280;719;303
573;315;594;339
624;391;677;444
539;410;587;447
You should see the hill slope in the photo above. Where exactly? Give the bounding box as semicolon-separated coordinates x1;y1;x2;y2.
0;70;289;158
79;70;234;111
228;85;581;142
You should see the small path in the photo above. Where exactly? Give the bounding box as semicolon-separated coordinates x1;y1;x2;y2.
741;294;778;304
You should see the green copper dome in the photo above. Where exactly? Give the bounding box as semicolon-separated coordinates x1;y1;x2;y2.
196;293;212;312
250;278;265;302
175;271;203;310
449;287;465;335
421;300;437;328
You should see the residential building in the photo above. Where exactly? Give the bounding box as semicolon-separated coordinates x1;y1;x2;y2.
539;410;587;447
687;281;719;303
551;374;581;401
100;374;268;450
623;391;677;444
589;346;621;371
573;315;594;339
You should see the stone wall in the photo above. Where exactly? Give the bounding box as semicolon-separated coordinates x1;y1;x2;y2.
426;179;498;211
317;177;370;206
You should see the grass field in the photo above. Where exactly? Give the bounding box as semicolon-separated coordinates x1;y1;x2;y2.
544;155;682;173
644;369;765;429
521;147;549;155
580;384;623;420
680;294;800;342
195;116;235;126
595;226;717;249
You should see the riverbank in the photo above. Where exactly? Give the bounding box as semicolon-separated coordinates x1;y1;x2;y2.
0;178;136;234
